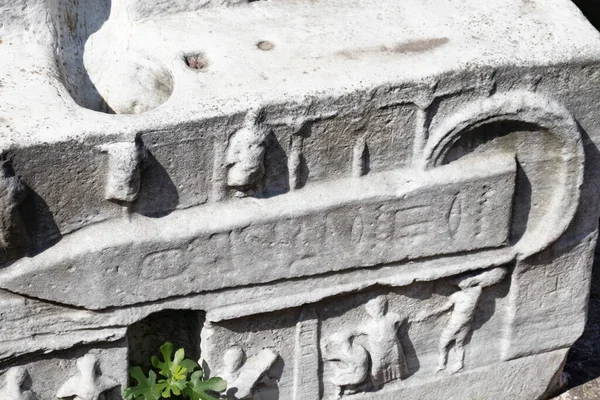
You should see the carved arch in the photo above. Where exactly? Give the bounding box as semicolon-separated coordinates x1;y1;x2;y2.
419;91;584;258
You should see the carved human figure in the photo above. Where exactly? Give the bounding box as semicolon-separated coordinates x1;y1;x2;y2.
220;346;278;399
323;332;369;399
56;354;119;400
225;111;268;193
416;267;507;374
0;366;38;400
0;160;27;259
100;141;147;203
331;295;408;391
359;295;408;386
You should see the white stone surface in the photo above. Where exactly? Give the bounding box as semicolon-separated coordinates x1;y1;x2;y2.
56;354;120;400
0;367;38;400
1;0;600;399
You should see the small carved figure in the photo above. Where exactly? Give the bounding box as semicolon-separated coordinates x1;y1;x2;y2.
99;141;147;203
0;366;38;400
225;111;268;193
327;295;408;393
415;267;507;374
220;346;278;399
323;332;369;399
56;354;119;400
0;160;27;259
359;295;408;387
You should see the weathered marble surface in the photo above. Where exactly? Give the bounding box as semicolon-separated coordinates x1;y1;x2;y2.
1;0;600;399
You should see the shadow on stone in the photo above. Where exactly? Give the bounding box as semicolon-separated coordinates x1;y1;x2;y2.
133;152;180;218
256;131;290;198
19;185;61;256
127;310;204;373
574;0;600;31
57;0;114;113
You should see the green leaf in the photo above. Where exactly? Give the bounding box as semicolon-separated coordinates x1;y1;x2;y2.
123;367;162;400
173;348;185;366
153;342;175;379
151;343;200;398
157;376;187;398
180;359;200;374
184;371;227;400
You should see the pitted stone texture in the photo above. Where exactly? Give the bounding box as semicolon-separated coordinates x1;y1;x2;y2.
1;0;600;399
99;142;147;203
0;344;127;400
56;354;120;400
555;382;600;400
0;367;39;400
0;161;27;264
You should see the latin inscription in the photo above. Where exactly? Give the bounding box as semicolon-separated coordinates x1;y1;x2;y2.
0;155;517;309
179;169;515;282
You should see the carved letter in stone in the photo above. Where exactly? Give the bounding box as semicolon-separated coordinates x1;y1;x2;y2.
416;267;507;374
225;111;268;193
0;160;27;262
0;367;38;400
100;141;146;203
220;346;278;399
292;307;321;400
324;333;369;399
56;354;119;400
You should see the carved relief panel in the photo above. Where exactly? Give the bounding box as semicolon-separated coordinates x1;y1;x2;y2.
0;344;127;400
199;266;511;400
0;54;596;400
200;314;291;399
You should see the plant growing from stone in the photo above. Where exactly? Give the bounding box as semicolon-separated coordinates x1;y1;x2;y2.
124;342;227;400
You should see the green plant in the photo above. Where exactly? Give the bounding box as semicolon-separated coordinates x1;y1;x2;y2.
124;342;227;400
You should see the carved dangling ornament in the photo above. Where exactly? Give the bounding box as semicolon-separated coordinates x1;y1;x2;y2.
56;354;119;400
0;366;38;400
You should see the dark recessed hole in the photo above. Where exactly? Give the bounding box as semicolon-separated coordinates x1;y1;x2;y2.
127;310;204;372
184;53;210;71
256;41;275;51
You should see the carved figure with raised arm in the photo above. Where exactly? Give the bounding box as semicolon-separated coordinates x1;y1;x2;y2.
415;267;507;374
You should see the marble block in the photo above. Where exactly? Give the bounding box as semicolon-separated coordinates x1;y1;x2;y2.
1;0;600;399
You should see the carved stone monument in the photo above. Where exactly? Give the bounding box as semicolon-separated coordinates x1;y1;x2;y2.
1;0;600;399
